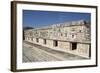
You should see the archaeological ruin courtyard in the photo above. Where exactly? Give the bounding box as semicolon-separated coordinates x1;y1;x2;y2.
23;20;91;62
23;41;87;62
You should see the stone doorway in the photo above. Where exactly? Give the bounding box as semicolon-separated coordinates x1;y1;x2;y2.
43;39;46;44
53;40;58;47
71;42;77;50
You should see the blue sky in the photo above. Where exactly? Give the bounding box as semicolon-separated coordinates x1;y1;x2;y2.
23;10;91;28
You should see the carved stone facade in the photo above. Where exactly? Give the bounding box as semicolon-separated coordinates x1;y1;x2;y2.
24;20;91;58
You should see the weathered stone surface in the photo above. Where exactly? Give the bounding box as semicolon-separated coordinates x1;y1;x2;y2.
24;20;91;58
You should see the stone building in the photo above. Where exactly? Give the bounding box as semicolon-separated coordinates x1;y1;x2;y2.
24;20;91;58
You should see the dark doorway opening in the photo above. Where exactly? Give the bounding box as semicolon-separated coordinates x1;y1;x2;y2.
36;38;39;43
71;42;77;50
44;39;46;44
53;40;58;47
89;44;91;58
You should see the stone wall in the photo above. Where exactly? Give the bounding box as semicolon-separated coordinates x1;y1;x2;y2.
24;20;91;58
